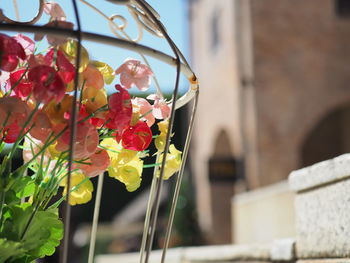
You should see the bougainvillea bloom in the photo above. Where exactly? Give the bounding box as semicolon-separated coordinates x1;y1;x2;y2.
28;65;65;103
0;33;26;72
107;85;132;132
132;97;155;127
45;49;75;84
10;69;33;99
147;94;171;119
115;59;153;91
121;121;152;151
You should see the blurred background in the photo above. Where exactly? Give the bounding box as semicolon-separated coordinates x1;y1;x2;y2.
3;0;350;262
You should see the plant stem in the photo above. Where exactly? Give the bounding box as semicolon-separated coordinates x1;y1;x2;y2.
0;189;5;225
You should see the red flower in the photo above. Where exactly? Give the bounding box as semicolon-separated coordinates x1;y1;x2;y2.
2;121;21;143
10;69;33;99
121;121;152;151
28;65;65;103
0;33;26;72
44;48;75;84
106;85;132;132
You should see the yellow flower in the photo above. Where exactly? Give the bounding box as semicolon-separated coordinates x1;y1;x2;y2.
62;172;94;206
44;95;73;125
158;120;168;134
158;144;182;180
101;138;137;164
155;120;169;152
59;40;89;72
91;60;115;84
108;157;143;192
48;142;63;159
155;134;167;152
101;138;121;159
82;86;107;116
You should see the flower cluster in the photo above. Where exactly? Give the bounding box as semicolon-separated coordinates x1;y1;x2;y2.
0;1;182;261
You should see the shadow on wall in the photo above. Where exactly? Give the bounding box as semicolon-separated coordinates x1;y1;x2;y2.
302;103;350;167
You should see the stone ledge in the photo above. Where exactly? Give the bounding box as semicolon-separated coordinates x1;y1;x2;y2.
96;243;272;263
289;154;350;192
297;260;350;263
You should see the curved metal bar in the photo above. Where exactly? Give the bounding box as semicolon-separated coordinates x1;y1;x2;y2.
60;1;83;263
88;174;105;263
131;1;184;263
0;0;44;24
0;24;199;109
161;90;199;263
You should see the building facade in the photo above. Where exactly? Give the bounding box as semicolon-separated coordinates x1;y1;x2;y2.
189;0;350;244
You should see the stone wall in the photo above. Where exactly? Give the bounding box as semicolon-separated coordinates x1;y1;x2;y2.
251;0;350;186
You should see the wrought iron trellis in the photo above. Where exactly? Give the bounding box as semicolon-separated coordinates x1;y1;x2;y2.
0;0;199;263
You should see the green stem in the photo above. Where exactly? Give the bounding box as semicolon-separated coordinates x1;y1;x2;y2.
143;163;161;168
0;189;5;225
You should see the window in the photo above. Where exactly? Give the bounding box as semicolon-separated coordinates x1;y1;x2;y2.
335;0;350;17
211;10;220;51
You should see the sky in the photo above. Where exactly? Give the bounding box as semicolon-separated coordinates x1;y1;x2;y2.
1;0;189;94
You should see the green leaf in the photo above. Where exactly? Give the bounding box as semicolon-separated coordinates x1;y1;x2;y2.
4;190;20;206
12;176;35;199
1;204;63;260
23;208;64;258
1;203;33;241
0;238;25;263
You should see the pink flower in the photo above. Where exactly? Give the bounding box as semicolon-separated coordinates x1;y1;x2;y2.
121;121;152;151
56;122;99;159
147;94;171;120
13;34;35;56
44;1;66;21
28;65;65;103
0;97;30;128
81;64;104;90
132;97;155;127
29;110;52;142
77;149;110;177
115;59;153;91
0;34;26;72
106;85;132;132
34;21;74;46
0;97;31;142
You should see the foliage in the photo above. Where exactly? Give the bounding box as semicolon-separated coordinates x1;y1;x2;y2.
0;1;182;261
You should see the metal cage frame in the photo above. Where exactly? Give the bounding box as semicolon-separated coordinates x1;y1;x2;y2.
0;0;199;263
